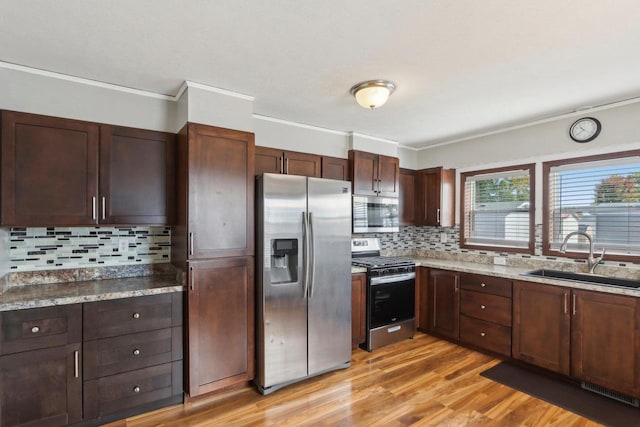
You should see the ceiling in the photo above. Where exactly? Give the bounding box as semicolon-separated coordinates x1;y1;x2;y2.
2;1;640;149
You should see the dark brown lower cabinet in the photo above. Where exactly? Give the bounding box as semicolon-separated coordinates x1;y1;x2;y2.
0;343;82;426
351;273;366;349
512;281;570;375
187;256;255;396
428;269;460;340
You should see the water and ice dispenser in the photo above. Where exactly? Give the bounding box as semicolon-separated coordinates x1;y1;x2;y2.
270;238;298;284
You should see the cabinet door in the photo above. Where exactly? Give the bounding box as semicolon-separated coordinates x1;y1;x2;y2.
512;281;570;375
1;111;99;226
417;167;455;227
571;289;640;397
377;154;400;197
349;150;378;196
187;257;254;397
284;151;322;177
417;267;429;332
0;343;82;427
322;156;350;181
351;273;366;349
399;168;416;225
255;146;283;175
428;269;460;340
187;124;255;259
99;125;176;225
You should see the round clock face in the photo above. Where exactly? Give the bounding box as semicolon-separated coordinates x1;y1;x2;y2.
570;117;601;143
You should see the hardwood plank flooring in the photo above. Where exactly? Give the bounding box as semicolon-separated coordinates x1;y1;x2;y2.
105;333;602;426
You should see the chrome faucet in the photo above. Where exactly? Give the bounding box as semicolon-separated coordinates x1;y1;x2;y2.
559;231;606;274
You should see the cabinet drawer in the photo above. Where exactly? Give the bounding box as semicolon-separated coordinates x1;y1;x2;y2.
84;326;182;380
84;360;183;419
460;273;512;298
460;315;511;357
1;304;81;355
460;290;512;327
84;293;182;340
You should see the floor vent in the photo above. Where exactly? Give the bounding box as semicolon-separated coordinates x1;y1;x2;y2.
581;381;640;407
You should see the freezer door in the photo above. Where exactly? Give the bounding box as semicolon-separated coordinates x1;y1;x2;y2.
307;177;352;375
257;174;308;388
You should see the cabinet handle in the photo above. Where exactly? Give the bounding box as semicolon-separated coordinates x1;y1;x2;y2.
563;292;568;314
378;179;381;194
572;294;577;316
92;196;97;220
454;276;459;292
437;208;441;224
31;326;40;333
480;283;486;288
74;350;79;378
189;232;194;256
133;348;141;356
480;332;486;337
285;157;289;174
101;196;106;220
480;305;486;310
280;156;284;174
133;386;141;393
189;266;195;291
132;312;140;319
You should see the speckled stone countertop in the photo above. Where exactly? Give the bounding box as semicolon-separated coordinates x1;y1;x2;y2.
408;257;640;298
351;266;367;274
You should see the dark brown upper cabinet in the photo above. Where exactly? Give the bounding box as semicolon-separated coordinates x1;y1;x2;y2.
255;146;321;177
349;150;399;198
416;167;455;227
399;168;417;225
99;125;176;225
1;111;176;227
321;156;349;181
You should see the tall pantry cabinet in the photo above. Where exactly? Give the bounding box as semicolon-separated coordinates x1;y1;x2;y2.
173;123;255;397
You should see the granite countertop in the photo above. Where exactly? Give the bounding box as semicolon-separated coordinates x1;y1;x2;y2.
408;257;640;298
351;266;367;274
0;274;184;311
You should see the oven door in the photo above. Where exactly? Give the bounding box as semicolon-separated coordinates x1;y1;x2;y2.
368;272;415;329
352;196;399;233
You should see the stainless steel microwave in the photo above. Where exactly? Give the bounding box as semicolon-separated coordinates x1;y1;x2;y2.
352;195;399;233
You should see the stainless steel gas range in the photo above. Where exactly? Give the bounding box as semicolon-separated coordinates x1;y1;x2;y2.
352;238;416;351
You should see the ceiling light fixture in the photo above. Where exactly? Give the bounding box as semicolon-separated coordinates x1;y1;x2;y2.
350;80;396;109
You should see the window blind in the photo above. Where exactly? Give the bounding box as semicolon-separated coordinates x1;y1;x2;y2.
462;167;532;249
548;156;640;255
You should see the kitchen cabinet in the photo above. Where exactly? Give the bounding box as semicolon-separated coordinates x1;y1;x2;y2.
416;167;455;227
255;146;321;177
1;111;176;226
83;293;183;421
399;168;417;225
427;269;460;340
349;150;399;197
417;267;429;331
459;273;512;357
322;156;350;181
513;281;640;398
187;257;254;396
351;273;366;349
0;304;82;427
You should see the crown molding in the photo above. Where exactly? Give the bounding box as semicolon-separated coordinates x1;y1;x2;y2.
350;132;399;146
185;80;254;101
253;114;349;136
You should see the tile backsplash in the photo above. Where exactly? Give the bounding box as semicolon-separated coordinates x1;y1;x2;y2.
8;226;171;271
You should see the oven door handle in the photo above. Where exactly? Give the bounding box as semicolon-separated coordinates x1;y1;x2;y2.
370;272;415;286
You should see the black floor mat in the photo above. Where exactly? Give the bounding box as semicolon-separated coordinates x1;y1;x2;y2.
480;362;640;427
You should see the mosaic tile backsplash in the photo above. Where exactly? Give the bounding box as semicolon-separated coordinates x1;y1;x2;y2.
8;226;171;272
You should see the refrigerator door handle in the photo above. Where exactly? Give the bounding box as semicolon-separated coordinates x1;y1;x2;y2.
302;211;309;298
308;212;315;298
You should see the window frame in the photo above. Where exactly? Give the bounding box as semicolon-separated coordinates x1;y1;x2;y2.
542;149;640;262
460;163;536;254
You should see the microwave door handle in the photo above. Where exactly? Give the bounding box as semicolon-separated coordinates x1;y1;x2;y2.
302;211;309;298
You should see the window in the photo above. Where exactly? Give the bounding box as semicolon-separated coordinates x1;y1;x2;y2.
460;164;535;253
544;150;640;260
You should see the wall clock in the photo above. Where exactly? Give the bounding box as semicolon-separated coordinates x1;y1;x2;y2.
569;117;601;143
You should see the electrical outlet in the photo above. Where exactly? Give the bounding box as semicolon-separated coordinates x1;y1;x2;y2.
118;239;129;253
493;256;506;265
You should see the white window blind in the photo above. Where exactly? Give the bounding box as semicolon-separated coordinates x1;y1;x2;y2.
462;167;532;250
548;156;640;255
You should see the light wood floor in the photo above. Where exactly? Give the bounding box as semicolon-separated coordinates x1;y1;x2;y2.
106;333;602;426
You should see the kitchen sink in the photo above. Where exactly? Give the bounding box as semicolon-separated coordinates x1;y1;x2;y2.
521;269;640;289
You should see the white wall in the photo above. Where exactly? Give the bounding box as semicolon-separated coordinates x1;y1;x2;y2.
397;146;418;170
350;133;398;158
186;82;254;132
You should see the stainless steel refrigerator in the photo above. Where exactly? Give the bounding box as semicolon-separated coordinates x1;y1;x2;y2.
255;173;352;394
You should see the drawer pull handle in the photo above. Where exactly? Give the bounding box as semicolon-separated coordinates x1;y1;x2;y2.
480;305;486;310
132;312;140;319
133;386;140;393
133;349;141;356
31;326;40;333
480;283;486;288
480;332;486;337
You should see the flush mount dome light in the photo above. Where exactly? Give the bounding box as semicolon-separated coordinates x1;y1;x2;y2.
350;80;396;109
